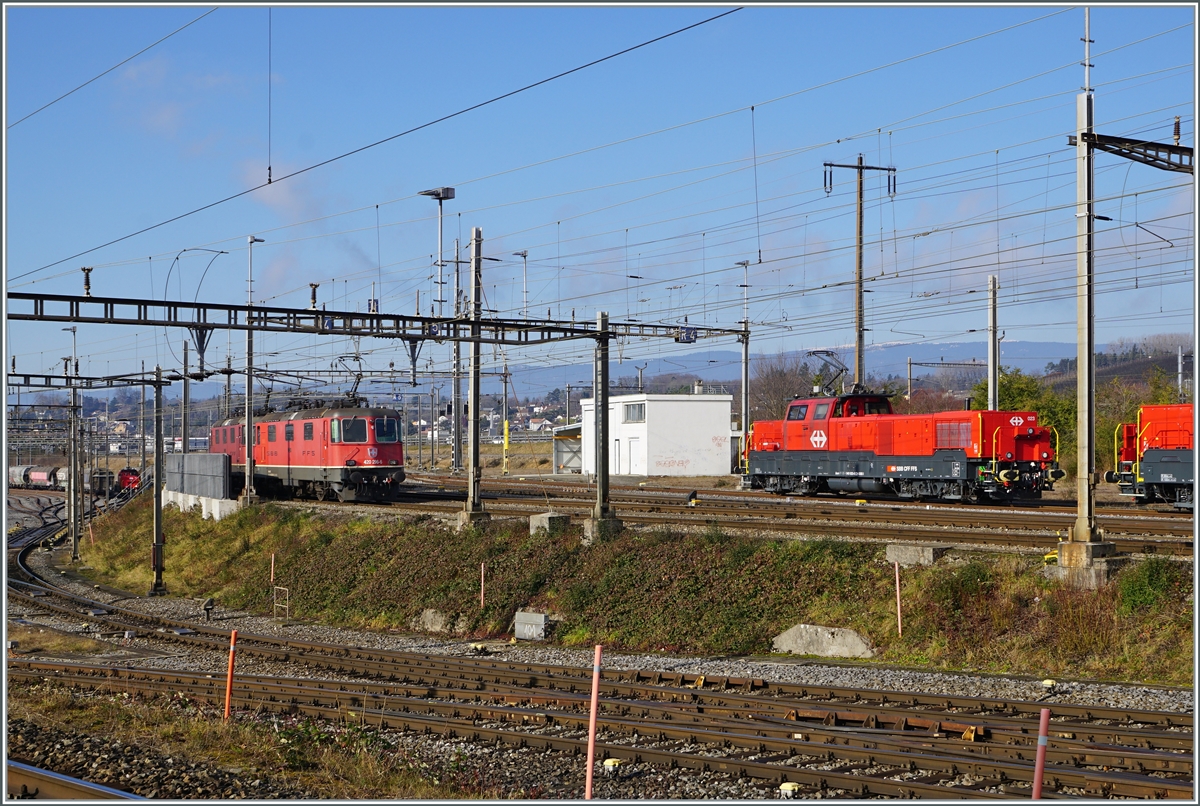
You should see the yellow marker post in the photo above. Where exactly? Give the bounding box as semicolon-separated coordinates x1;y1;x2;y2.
502;419;510;476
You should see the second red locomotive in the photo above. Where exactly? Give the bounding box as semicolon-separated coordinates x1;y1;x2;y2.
210;406;406;502
1106;403;1193;510
745;392;1064;502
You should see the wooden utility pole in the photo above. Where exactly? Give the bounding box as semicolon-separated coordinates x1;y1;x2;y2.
823;155;896;389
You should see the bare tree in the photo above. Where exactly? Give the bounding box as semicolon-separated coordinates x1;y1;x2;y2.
751;352;813;420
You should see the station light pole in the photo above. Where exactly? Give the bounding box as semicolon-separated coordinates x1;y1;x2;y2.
421;188;457;473
513;250;529;319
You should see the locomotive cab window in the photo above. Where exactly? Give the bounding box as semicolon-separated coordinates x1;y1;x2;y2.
786;404;808;420
864;398;892;415
813;403;830;420
341;417;368;443
285;424;294;441
267;425;277;442
375;417;398;443
303;422;313;441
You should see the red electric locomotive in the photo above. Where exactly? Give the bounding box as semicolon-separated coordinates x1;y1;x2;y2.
117;467;142;492
210;406;406;502
1105;403;1193;510
745;391;1064;502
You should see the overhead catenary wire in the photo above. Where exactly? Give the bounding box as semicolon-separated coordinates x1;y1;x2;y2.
16;7;743;280
7;7;219;129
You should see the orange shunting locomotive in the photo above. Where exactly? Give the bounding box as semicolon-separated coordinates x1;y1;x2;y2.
745;392;1064;503
1106;403;1194;510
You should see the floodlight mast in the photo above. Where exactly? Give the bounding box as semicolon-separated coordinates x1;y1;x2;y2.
419;187;455;318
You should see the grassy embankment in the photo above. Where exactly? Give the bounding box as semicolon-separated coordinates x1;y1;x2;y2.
81;495;1192;686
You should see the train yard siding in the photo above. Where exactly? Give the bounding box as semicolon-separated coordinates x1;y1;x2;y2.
79;495;1194;685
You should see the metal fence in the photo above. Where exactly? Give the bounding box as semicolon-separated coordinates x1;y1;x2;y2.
165;454;230;499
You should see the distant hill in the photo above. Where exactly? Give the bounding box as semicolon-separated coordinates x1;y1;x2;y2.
1044;353;1189;394
501;340;1086;397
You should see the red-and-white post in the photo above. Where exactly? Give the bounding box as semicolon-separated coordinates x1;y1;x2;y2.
223;629;238;720
270;553;275;585
894;561;902;637
480;562;485;609
1032;707;1051;798
584;644;603;799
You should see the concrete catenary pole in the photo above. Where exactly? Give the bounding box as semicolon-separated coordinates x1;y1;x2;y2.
140;360;146;479
150;365;167;596
68;380;78;561
855;153;865;388
466;228;484;514
182;340;190;454
453;237;463;473
738;260;751;460
1073;11;1098;544
245;236;264;503
594;312;611;520
988;275;999;410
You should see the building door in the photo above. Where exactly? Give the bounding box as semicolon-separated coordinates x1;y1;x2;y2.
628;437;643;474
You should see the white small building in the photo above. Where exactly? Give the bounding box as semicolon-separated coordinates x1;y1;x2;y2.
580;392;734;477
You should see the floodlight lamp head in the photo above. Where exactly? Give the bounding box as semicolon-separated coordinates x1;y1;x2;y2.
420;187;455;201
249;236;264;244
513;250;527;258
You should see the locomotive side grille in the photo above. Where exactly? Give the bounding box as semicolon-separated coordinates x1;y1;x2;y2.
935;422;971;449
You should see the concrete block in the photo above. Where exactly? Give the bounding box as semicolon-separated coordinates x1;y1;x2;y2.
772;623;876;659
514;611;549;641
1057;540;1117;567
530;512;570;536
1046;555;1129;590
455;510;491;532
886;543;951;567
413;609;450;633
581;518;623;546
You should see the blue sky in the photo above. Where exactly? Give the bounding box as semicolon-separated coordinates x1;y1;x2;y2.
4;4;1195;403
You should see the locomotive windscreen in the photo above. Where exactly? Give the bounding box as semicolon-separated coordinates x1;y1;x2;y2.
341;417;368;443
375;417;398;442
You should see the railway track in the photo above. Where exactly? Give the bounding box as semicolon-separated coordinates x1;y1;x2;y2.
277;475;1194;555
7;489;1194;798
8;647;1192;799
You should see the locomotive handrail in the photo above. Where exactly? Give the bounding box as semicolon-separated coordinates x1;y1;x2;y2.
990;425;1001;476
1050;426;1060;464
1112;423;1122;475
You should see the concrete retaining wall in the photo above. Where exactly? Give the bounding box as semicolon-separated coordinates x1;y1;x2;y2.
165;454;230;499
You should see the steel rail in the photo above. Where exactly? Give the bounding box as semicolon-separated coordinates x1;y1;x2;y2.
6;759;145;800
